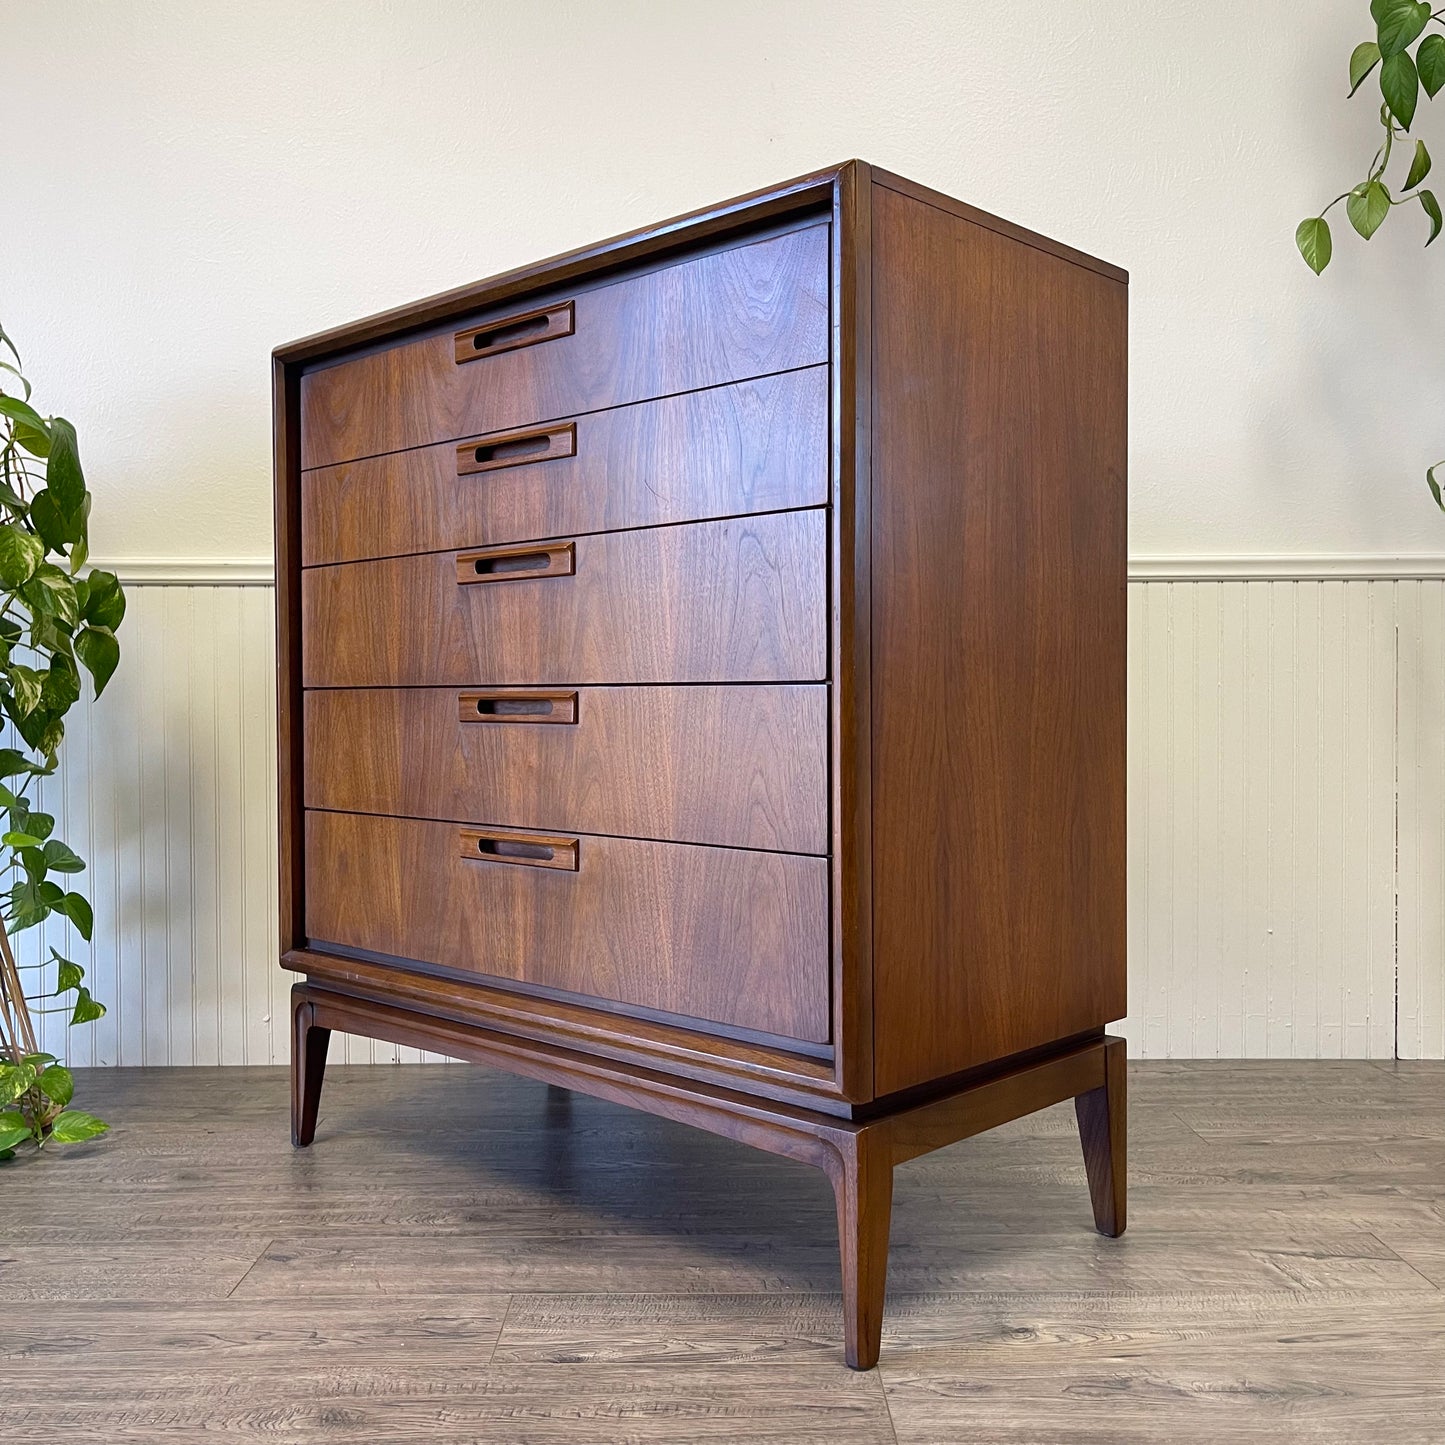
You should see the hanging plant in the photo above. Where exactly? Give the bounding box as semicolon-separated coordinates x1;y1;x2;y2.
1295;1;1445;505
0;319;125;1160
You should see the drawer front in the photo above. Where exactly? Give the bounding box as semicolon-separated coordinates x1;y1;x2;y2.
302;510;826;688
305;810;830;1044
301;367;828;566
303;684;827;855
299;224;830;469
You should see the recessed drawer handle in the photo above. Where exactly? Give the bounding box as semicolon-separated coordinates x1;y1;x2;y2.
459;689;579;725
459;827;579;871
457;422;577;477
456;540;575;586
454;301;574;364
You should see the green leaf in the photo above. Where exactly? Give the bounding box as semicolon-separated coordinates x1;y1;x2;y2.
58;891;93;941
22;1051;57;1067
1420;33;1445;96
0;395;47;435
43;840;85;874
6;663;41;717
24;811;54;840
1350;40;1383;95
1406;140;1433;190
20;563;80;626
70;986;105;1025
0;1119;31;1153
0;480;29;519
0;1062;36;1104
45;418;86;516
0;524;43;589
1347;180;1393;238
1421;188;1442;243
29;614;74;661
1383;49;1420;128
47;1109;106;1144
0;748;39;781
1429;460;1445;510
69;534;88;576
19;845;47;883
12;420;49;458
3;830;45;848
41;656;81;715
82;570;125;630
1295;216;1333;273
54;954;84;992
36;1064;73;1107
1377;0;1430;57
29;491;85;554
75;625;119;696
9;878;54;930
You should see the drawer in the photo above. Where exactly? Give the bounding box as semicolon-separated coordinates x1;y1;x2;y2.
305;810;830;1044
303;684;827;855
302;509;826;688
300;224;830;469
301;367;828;566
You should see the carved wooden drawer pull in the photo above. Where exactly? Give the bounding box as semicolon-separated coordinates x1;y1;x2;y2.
456;422;577;477
454;301;574;363
458;827;579;871
458;689;579;725
455;540;575;586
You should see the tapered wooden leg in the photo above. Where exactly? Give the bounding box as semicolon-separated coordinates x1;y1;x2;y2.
1074;1034;1126;1237
291;986;331;1148
830;1127;894;1370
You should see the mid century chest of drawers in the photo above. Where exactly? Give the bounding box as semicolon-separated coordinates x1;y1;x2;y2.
274;161;1128;1370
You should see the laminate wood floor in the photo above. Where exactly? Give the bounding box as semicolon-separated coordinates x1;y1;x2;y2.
1;1060;1441;1443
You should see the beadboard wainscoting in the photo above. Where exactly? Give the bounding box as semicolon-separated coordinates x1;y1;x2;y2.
20;562;1445;1065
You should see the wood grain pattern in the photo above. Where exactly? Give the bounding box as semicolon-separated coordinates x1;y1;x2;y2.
274;164;1136;1376
830;157;875;1103
304;811;831;1044
303;684;828;854
301;509;827;688
867;179;1129;1095
299;223;829;469
1075;1032;1127;1236
287;947;848;1112
13;1061;1439;1441
301;366;828;566
290;984;329;1146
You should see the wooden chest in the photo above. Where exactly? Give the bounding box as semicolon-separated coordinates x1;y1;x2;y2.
274;161;1129;1369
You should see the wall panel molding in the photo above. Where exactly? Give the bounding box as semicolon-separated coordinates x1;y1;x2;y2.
1131;556;1445;581
90;554;1445;587
19;570;1445;1064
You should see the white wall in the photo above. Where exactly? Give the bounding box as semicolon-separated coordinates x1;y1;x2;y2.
6;0;1445;564
4;1;1444;1061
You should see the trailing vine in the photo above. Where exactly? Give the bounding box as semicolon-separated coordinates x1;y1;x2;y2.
1296;1;1445;504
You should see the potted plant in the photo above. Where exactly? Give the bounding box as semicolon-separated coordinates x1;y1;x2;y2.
0;320;126;1160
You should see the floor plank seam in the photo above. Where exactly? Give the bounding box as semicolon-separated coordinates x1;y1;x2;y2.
1168;1108;1211;1143
877;1365;903;1445
487;1293;515;1365
224;1238;277;1299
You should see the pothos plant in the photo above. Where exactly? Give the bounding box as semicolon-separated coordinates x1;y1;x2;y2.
0;320;125;1161
1295;0;1445;505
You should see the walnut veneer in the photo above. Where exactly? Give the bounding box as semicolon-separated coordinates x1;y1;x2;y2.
274;161;1129;1369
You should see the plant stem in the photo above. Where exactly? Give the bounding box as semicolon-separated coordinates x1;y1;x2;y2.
0;920;37;1063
